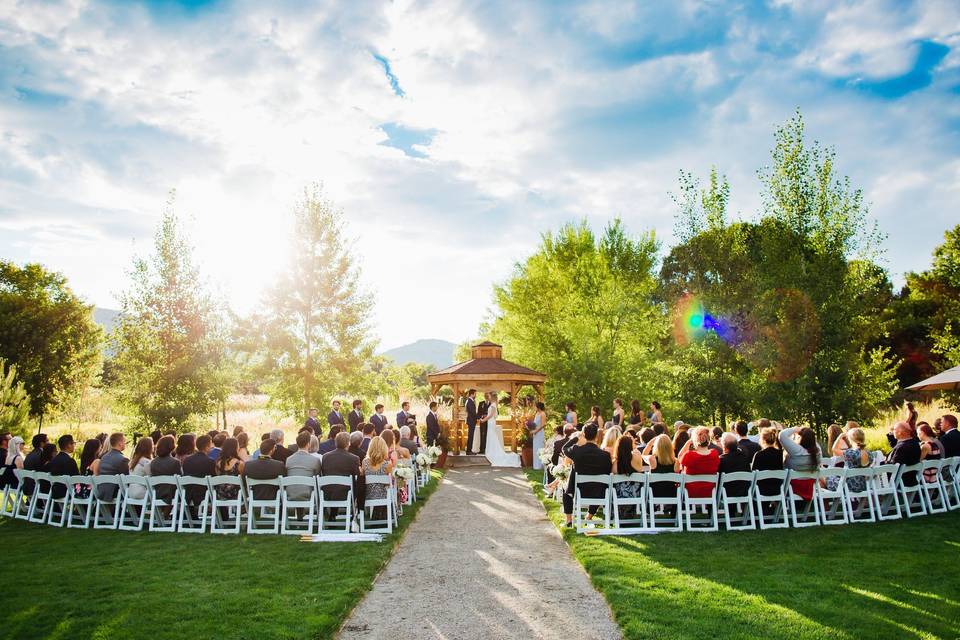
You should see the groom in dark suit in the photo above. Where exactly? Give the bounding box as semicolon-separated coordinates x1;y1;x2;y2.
464;389;478;454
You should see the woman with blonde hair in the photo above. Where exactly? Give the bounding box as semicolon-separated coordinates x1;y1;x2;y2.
126;437;154;500
601;426;621;459
642;434;677;508
826;427;871;492
363;436;394;520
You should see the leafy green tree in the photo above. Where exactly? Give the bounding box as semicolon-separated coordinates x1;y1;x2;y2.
0;359;31;438
245;185;375;421
490;219;665;413
111;196;227;432
0;261;102;428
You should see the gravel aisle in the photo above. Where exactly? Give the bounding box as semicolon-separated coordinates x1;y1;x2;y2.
337;468;622;640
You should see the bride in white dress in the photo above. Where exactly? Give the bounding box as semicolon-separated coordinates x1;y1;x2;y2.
483;392;521;467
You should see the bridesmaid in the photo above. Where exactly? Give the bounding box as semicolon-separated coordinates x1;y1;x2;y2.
564;402;578;428
612;399;625;427
531;401;547;470
628;400;646;427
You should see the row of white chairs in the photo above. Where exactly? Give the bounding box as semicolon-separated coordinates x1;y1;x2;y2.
567;458;960;533
0;466;433;536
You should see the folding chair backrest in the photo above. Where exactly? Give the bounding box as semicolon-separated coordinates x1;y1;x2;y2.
576;474;612;489
720;471;755;493
148;475;180;502
873;464;899;490
281;475;318;495
611;473;646;486
93;475;122;501
246;477;282;501
682;474;718;498
208;475;244;494
365;474;391;488
818;467;846;488
68;475;94;496
121;474;150;496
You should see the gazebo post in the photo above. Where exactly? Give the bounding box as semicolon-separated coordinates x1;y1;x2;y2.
452;383;461;455
510;382;518;453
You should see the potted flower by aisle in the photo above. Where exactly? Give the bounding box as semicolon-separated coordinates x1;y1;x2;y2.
517;422;533;467
435;433;450;468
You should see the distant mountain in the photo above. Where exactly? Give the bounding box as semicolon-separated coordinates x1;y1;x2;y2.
94;307;120;335
382;339;456;369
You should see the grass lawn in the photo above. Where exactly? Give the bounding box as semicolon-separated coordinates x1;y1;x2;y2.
0;470;443;640
524;470;960;640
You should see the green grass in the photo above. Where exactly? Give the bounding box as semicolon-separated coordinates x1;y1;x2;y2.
0;470;443;640
524;469;960;640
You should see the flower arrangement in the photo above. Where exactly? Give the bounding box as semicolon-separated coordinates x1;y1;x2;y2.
551;462;571;481
394;464;415;481
426;445;442;463
415;452;431;469
537;447;553;467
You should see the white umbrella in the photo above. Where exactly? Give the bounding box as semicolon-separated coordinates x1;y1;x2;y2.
906;365;960;391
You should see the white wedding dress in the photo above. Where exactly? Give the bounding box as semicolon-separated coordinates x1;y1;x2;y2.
484;413;521;467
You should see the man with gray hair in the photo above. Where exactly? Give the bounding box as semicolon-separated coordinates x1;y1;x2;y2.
269;428;291;463
399;425;419;457
347;430;365;459
886;421;921;486
718;432;751;497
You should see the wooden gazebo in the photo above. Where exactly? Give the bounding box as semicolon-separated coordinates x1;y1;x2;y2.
427;341;547;454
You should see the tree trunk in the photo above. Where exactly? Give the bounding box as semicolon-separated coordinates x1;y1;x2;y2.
37;412;44;435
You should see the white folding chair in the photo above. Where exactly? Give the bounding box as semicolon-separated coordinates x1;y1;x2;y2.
574;474;612;533
119;475;151;531
246;477;282;534
786;470;821;527
359;475;394;533
280;476;317;535
872;464;902;520
27;472;53;524
920;459;948;514
719;471;756;530
611;473;647;531
208;476;245;534
943;457;960;511
93;475;123;529
148;475;181;532
0;475;14;518
66;475;96;529
682;474;719;532
816;468;848;525
753;470;789;529
897;463;928;518
176;476;211;533
647;473;684;532
46;475;73;527
842;468;877;523
317;475;354;532
12;469;33;520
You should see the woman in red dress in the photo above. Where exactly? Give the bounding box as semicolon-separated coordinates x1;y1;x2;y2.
677;427;720;498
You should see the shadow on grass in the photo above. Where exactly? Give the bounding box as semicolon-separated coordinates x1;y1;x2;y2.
0;470;444;640
524;469;960;640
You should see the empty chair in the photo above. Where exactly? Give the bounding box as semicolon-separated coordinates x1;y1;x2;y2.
317;475;354;532
842;467;877;523
719;471;756;530
66;475;96;529
610;473;647;531
573;474;612;533
786;470;821;527
92;475;123;529
147;475;181;532
943;457;960;511
920;459;948;514
647;472;684;532
46;475;74;527
118;475;151;531
12;469;34;520
682;474;719;532
872;464;903;520
359;475;394;534
208;475;245;534
897;463;928;518
280;476;318;535
753;470;789;529
246;477;282;534
816;468;849;526
176;476;211;533
27;472;53;524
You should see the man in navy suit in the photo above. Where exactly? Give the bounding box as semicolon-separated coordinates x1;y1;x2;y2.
327;400;345;431
370;404;389;435
464;389;478;454
426;401;442;446
347;399;364;432
396;401;414;432
304;408;322;437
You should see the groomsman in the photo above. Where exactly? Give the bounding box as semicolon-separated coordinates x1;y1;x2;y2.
465;389;478;454
348;399;364;432
327;400;345;431
426;401;441;446
370;404;389;435
304;408;322;436
396;401;414;431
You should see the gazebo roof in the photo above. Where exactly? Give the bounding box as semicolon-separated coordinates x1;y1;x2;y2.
427;341;546;386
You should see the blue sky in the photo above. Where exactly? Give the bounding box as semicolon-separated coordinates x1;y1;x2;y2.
1;0;958;349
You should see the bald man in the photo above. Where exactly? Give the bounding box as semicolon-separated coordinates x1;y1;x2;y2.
885;421;921;486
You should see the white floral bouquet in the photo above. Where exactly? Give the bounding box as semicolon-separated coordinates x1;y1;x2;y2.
394;464;415;481
415;452;431;469
426;445;442;463
551;463;571;481
538;447;553;467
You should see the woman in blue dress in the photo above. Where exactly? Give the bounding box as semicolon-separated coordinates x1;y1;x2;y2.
564;402;578;427
531;401;548;470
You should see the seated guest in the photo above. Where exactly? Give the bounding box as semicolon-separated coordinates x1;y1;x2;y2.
214;437;244;504
318;425;343;455
886;421;922;486
2;436;25;489
243;439;286;500
21;433;48;497
734;421;760;459
718;433;751;497
779;425;820;500
78;438;100;476
639;428;655;445
149;429;162;445
308;435;322;459
148;435;181;506
561;423;612;528
175;434;196;463
652;423;666;437
825;427;870;492
126;436;154;500
672;424;690;452
269;429;291;463
209;432;227;461
47;435;80;499
919;423;944;484
613;434;647;518
399;425;419;456
752;427;784;501
96;433;129;500
643;435;677;503
425;402;442;446
251;433;270;460
360;423;375;452
182;435;216;508
236;432;250;461
370;404;389;435
285;430;322;504
677;427;721;498
363;436;394;520
939;414;959;457
601;427;621;459
708;426;724;453
320;432;361;518
348;431;366;460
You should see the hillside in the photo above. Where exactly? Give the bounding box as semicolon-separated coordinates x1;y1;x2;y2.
382;339;456;369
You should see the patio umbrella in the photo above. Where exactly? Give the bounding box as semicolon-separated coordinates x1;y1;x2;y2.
906;365;960;391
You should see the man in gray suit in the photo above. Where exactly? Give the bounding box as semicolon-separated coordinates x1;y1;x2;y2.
97;433;130;500
399;425;419;457
285;430;322;502
319;432;360;518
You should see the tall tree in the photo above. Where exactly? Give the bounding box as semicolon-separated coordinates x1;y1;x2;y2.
111;196;227;431
0;261;102;428
248;185;375;420
0;359;32;438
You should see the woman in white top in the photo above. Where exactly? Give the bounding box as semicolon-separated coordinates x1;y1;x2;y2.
126;437;154;500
